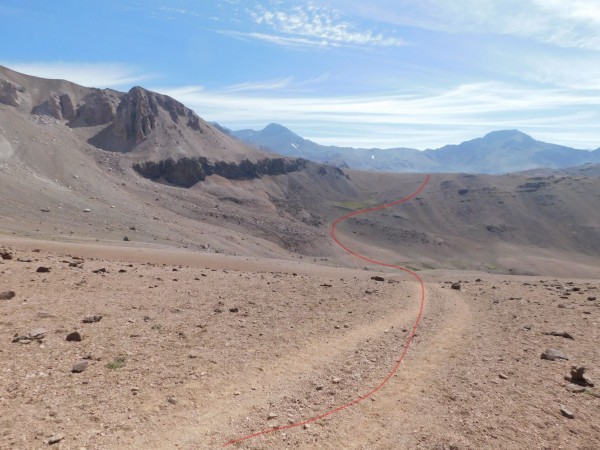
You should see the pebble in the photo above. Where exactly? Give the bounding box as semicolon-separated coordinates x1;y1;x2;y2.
560;406;574;419
29;328;47;339
541;348;569;361
267;412;278;420
48;433;65;444
588;296;597;301
498;373;508;380
66;331;82;342
82;315;103;323
451;282;461;290
543;331;574;340
72;359;89;373
36;266;51;273
371;276;385;282
0;290;16;300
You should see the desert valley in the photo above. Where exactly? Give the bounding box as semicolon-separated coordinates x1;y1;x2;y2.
1;62;599;450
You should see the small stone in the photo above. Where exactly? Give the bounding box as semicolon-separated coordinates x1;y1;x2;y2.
332;377;341;384
316;385;324;391
48;433;65;444
303;424;310;430
267;412;278;420
543;331;574;339
83;208;91;213
72;359;89;373
40;208;50;212
498;373;508;380
570;366;594;387
167;396;177;405
29;328;47;339
188;352;199;359
83;315;102;323
371;276;385;282
451;282;461;290
560;406;574;419
334;325;341;329
123;236;130;241
588;296;597;301
0;290;16;300
36;266;51;273
0;251;12;260
66;331;82;342
229;307;239;313
541;348;569;361
566;384;587;393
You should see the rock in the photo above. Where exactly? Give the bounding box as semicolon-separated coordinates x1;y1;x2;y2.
560;406;574;419
82;315;103;323
0;251;13;260
123;236;130;241
229;307;239;313
588;296;597;301
92;268;107;274
332;377;341;384
566;384;587;393
48;433;65;445
36;266;51;273
543;331;574;339
83;208;91;213
541;348;569;361
267;412;278;420
570;366;594;387
12;334;30;343
0;79;24;107
75;89;120;125
0;290;16;300
371;276;385;282
40;208;50;212
498;373;508;380
72;359;89;373
451;282;461;290
66;331;82;342
29;328;47;339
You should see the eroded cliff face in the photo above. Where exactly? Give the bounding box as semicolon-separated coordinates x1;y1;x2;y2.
113;87;203;144
133;157;308;187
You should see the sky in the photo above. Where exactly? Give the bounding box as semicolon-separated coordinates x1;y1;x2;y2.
1;0;600;150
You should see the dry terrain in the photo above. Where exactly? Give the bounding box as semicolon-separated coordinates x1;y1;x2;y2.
1;241;599;449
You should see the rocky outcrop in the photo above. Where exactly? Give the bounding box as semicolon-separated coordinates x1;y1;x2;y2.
76;90;120;125
0;79;24;107
32;92;63;119
114;87;204;144
133;157;308;188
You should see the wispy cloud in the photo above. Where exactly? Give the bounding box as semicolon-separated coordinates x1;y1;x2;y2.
155;81;600;149
4;62;154;88
224;77;295;92
225;2;407;49
331;0;600;51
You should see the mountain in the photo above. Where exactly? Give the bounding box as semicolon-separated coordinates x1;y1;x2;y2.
231;124;600;174
1;64;600;277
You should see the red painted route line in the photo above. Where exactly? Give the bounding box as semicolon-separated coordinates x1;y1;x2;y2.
224;174;431;447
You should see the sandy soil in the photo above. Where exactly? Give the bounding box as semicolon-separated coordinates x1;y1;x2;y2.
1;242;598;449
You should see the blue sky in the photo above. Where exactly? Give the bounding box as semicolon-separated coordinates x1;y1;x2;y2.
2;0;600;149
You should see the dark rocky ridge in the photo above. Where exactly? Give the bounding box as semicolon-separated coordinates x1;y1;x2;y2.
133;156;308;187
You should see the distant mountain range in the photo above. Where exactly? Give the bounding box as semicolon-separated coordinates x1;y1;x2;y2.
221;123;600;174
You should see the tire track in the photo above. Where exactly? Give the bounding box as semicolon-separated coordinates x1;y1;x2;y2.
224;174;431;447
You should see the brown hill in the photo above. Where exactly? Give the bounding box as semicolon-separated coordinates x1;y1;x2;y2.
1;64;599;277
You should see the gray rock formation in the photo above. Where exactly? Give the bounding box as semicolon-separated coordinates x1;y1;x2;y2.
0;79;24;107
